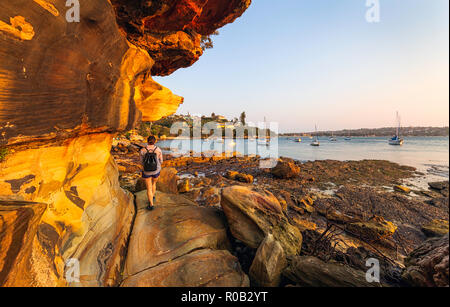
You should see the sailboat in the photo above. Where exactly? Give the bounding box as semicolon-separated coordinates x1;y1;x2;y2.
311;125;320;146
329;131;337;142
389;112;404;146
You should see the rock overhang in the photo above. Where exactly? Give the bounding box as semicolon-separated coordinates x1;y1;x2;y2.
0;0;252;146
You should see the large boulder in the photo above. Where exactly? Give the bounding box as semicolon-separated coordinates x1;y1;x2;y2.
249;234;287;287
121;191;248;287
221;186;302;256
402;234;449;287
283;256;377;287
156;167;179;194
270;160;300;179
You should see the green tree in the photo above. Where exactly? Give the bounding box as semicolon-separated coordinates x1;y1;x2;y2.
240;112;246;126
200;31;219;51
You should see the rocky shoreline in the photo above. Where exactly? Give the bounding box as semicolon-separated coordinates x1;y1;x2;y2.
113;142;449;287
0;0;253;287
1;0;446;287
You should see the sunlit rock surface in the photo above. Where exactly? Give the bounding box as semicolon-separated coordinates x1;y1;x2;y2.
111;0;251;75
0;201;47;286
0;1;184;146
221;186;303;256
121;191;248;287
0;0;251;286
0;134;135;286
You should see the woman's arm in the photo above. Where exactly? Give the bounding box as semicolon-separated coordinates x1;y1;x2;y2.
158;148;163;164
139;148;145;166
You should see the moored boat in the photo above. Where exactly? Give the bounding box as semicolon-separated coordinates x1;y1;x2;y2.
389;112;404;146
311;125;320;146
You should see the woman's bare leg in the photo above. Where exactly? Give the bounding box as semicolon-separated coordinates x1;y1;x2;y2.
152;177;158;199
145;178;154;207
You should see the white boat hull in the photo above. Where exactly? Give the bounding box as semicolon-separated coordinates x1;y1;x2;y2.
389;139;404;146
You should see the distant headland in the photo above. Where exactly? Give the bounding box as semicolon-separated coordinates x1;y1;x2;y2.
130;112;449;139
283;126;449;137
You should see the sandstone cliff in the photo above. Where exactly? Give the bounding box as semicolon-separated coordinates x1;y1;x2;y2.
0;0;251;286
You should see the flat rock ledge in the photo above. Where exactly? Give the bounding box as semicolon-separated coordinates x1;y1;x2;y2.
120;191;249;287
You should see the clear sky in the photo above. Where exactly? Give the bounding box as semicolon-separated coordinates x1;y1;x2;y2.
155;0;449;133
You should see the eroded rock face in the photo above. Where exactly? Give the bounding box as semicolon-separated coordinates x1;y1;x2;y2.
0;1;185;145
402;234;449;287
0;201;47;287
121;191;248;287
0;0;252;287
284;256;377;287
1;0;251;144
111;0;251;75
0;134;135;286
221;186;302;256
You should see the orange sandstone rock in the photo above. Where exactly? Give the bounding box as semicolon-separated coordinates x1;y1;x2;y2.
157;167;180;194
121;191;248;287
0;134;135;286
221;186;302;256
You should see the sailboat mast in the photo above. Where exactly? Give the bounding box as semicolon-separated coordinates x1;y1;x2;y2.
263;116;266;139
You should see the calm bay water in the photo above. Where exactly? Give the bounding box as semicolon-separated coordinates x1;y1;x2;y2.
158;136;449;179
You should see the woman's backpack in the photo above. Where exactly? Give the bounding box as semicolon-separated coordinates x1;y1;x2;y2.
143;147;159;172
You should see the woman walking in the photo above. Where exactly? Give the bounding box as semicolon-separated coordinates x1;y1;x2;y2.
139;135;163;210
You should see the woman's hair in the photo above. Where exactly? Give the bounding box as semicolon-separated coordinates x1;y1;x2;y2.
147;135;157;145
